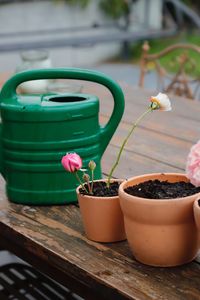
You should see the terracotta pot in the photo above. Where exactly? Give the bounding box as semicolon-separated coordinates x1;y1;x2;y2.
119;173;200;267
76;179;126;243
193;198;200;231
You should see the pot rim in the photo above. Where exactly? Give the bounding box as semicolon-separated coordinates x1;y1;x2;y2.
76;178;124;199
119;172;200;203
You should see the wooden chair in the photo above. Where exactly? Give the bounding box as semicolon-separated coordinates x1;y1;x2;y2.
139;41;200;100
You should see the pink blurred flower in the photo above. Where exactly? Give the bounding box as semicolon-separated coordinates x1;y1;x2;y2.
186;140;200;186
61;153;82;173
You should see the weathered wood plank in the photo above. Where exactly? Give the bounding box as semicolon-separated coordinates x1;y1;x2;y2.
85;83;200;121
84;84;200;143
101;116;191;170
0;201;200;300
118;108;200;144
102;144;182;179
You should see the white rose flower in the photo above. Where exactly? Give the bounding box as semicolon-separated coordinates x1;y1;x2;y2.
150;93;172;111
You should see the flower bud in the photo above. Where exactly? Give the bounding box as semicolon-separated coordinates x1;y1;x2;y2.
88;160;96;171
61;153;82;173
83;173;90;182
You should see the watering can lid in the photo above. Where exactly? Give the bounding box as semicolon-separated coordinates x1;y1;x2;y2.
0;93;99;122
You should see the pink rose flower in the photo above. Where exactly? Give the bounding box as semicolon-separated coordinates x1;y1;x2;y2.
61;153;82;173
186;140;200;186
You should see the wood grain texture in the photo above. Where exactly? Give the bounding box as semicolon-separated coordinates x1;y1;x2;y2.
0;200;200;300
84;84;200;142
0;82;200;299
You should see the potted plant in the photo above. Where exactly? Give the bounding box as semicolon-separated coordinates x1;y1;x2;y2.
61;93;172;243
119;173;200;267
119;101;200;267
62;154;125;242
76;177;125;243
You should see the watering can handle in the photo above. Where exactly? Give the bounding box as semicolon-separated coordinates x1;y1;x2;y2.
0;68;125;156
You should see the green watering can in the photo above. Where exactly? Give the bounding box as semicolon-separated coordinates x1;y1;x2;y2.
0;68;125;205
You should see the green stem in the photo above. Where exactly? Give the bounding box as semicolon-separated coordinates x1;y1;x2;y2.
75;172;88;193
107;107;153;187
91;170;94;192
86;179;92;194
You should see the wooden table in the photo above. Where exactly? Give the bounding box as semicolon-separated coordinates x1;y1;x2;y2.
0;81;200;300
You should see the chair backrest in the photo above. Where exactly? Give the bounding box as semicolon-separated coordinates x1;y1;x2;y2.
139;41;200;100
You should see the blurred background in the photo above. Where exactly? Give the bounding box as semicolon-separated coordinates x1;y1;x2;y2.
0;0;162;69
0;0;199;88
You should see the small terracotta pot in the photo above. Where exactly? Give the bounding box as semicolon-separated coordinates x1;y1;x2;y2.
119;173;200;267
76;179;126;243
193;198;200;231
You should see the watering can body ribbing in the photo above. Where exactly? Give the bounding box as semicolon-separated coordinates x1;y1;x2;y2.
0;68;125;205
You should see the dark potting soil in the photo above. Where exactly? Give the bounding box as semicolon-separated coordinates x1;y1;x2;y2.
125;179;200;199
80;181;120;197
